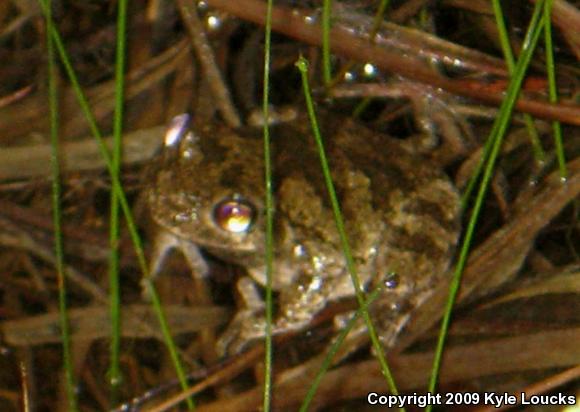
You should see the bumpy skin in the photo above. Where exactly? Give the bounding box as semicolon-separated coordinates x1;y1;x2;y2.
147;112;461;354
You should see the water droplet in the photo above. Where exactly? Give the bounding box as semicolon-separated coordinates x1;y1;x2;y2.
343;71;356;82
384;272;399;289
293;244;306;258
109;374;124;386
174;212;192;223
181;146;195;159
304;14;317;24
312;256;324;271
451;58;464;70
309;275;322;291
559;176;568;184
206;14;222;31
527;177;538;187
390;302;401;312
362;63;377;78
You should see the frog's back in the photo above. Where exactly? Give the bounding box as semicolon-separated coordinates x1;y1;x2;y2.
271;112;460;262
271;113;461;345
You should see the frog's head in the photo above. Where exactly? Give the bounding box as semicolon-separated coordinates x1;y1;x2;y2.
148;114;268;263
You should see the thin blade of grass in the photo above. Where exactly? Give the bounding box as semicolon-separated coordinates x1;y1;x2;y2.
107;0;127;405
491;0;545;162
299;288;382;412
36;0;194;406
461;0;547;206
370;0;391;40
427;0;549;405
322;0;332;86
324;0;390;95
351;0;391;117
543;0;567;180
45;1;78;410
295;57;401;404
262;0;275;410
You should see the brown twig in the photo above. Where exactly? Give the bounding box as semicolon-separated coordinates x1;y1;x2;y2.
177;0;241;127
474;364;580;412
0;126;165;181
1;305;229;345
206;0;580;125
190;327;580;411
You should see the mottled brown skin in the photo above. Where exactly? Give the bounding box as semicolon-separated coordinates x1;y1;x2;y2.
147;112;461;353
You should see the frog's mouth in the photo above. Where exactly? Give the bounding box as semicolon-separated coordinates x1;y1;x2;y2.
203;241;257;258
199;241;264;271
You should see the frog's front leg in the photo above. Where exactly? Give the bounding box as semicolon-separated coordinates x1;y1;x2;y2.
217;272;355;355
216;276;267;355
142;229;209;299
145;229;221;362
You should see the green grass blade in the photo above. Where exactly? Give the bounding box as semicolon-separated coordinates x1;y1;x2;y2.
351;0;391;117
45;2;78;410
296;57;401;403
107;0;128;404
299;287;382;412
426;1;548;405
35;0;146;271
141;281;195;409
262;0;275;410
322;0;333;86
370;0;391;41
461;0;547;207
543;0;567;180
491;0;545;162
37;0;194;406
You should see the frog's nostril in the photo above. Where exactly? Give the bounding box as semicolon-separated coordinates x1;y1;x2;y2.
213;197;255;233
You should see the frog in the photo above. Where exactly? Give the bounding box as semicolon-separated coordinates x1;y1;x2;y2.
145;110;461;355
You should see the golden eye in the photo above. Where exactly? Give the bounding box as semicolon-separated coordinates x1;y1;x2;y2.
213;198;255;233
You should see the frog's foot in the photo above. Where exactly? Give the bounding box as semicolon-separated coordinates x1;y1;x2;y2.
217;275;319;355
216;308;317;356
216;309;267;355
217;275;346;355
217;276;268;355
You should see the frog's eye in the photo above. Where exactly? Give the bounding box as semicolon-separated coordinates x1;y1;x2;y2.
213;198;255;233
